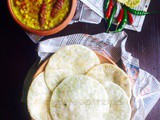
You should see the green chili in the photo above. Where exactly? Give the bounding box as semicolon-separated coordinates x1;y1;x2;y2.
124;5;157;15
106;4;117;32
104;0;110;11
114;7;127;32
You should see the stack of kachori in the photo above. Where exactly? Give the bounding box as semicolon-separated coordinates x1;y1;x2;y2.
27;45;131;120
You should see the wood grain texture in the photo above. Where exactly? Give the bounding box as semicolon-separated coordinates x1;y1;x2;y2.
126;1;160;120
0;0;159;120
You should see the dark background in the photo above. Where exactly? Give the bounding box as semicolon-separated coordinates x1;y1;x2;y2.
1;0;160;120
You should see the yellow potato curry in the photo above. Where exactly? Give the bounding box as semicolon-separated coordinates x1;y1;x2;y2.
11;0;70;30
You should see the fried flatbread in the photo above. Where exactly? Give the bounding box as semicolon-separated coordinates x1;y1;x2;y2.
45;45;100;91
50;75;109;120
27;72;52;120
103;82;131;120
86;63;131;98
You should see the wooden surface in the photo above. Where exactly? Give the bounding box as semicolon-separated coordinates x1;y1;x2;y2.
1;0;160;120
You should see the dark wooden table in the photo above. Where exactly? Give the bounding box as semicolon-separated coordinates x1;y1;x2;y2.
1;0;160;120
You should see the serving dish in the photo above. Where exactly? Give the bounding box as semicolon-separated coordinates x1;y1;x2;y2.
30;52;116;120
27;44;131;120
8;0;77;36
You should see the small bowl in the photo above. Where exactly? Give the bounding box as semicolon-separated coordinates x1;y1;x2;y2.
8;0;77;36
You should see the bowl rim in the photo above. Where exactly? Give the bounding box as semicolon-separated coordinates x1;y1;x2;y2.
7;0;77;36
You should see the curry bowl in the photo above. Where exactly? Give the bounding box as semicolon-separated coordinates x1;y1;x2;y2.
8;0;77;36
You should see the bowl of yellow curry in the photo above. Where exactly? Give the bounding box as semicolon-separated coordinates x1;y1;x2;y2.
8;0;77;36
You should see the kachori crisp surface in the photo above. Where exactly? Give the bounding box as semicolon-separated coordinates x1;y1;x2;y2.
50;75;109;120
86;63;131;98
45;45;100;91
27;72;52;120
103;82;131;120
